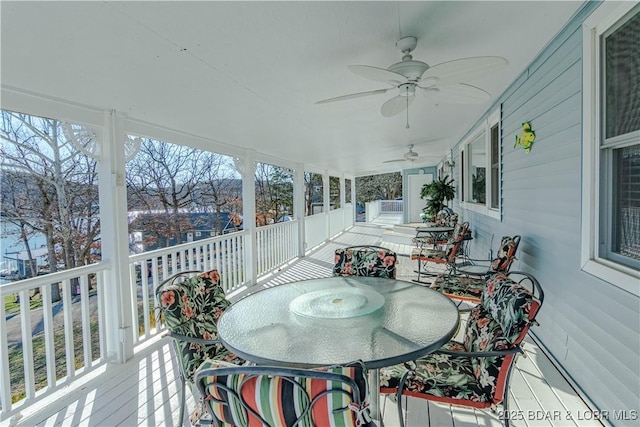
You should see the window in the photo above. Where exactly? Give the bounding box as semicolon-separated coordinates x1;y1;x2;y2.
582;2;640;294
460;108;501;219
490;123;500;209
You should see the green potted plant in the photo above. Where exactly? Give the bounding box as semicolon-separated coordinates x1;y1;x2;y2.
420;175;456;220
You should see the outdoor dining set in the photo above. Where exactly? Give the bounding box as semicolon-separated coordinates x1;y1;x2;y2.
155;215;544;427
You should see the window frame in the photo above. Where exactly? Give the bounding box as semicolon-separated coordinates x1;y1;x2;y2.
460;108;501;220
581;1;640;295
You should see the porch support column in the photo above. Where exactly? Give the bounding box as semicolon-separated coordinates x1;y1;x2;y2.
340;175;346;226
293;165;305;256
99;110;134;363
323;172;330;239
351;177;357;224
237;152;257;285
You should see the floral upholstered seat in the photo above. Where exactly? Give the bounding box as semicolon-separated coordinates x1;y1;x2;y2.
155;269;245;426
380;271;543;427
333;245;397;279
429;273;486;302
195;360;373;427
430;235;521;303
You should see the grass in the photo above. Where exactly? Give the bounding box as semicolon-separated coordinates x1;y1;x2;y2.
4;291;44;314
6;297;155;405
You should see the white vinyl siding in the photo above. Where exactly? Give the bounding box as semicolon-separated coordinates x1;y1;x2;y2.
453;1;639;419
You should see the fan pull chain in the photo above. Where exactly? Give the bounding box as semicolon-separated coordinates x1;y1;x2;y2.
406;87;410;129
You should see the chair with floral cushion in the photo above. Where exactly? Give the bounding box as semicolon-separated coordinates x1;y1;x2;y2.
430;235;521;304
413;210;460;248
379;271;543;427
411;222;469;284
155;269;245;426
195;360;374;427
333;245;397;279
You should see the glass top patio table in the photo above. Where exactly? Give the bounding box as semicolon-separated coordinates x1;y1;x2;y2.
217;276;460;369
414;225;455;249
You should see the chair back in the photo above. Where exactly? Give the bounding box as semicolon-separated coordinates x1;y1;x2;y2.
195;360;372;427
155;270;238;380
490;235;521;272
445;222;469;263
463;271;543;404
435;210;459;227
333;245;397;279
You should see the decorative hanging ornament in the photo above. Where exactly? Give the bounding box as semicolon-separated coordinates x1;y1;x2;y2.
514;122;536;153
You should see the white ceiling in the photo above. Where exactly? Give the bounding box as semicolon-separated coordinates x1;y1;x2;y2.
1;1;584;176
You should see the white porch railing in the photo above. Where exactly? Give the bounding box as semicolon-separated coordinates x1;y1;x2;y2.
305;213;328;250
0;263;110;417
256;221;299;277
380;200;403;213
0;208;354;420
127;231;248;346
366;200;403;222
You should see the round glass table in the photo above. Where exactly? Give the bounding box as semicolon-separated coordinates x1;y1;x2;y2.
217;276;460;422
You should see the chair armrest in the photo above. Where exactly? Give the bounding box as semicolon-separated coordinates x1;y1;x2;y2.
168;331;223;346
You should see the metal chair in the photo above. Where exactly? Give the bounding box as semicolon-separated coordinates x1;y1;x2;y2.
410;222;469;284
333;245;397;279
430;235;521;304
155;269;245;426
195;360;374;426
380;271;543;427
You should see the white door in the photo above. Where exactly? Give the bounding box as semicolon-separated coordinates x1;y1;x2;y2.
408;173;433;223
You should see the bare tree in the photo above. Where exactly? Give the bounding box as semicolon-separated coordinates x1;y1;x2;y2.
198;153;242;233
355;172;402;204
126;138;210;247
1;111;101;301
304;172;323;216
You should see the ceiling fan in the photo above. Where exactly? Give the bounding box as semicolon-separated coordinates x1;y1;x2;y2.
316;36;507;124
383;144;422;163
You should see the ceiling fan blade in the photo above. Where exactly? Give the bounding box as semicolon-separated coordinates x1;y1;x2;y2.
419;56;508;86
381;95;415;117
422;83;490;104
348;65;408;86
315;88;391;104
382;158;407;163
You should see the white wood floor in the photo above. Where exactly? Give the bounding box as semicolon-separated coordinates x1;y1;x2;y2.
7;222;602;427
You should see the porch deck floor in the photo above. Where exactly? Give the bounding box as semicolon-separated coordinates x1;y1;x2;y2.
10;223;600;427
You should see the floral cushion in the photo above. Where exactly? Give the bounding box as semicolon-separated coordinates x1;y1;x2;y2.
334;246;397;279
382;272;539;408
410;247;448;261
156;270;244;380
435;211;459;228
430;274;484;302
197;360;371;426
490;236;519;272
479;272;537;342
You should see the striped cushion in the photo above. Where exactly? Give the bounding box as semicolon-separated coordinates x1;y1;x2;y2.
199;360;369;426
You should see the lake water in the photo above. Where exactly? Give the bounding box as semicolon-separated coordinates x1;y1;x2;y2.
1;220;47;283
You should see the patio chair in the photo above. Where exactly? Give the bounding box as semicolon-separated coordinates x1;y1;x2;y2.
413;209;459;248
411;222;469;284
195;360;373;427
380;271;544;427
430;235;521;304
333;245;397;279
155;269;245;426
